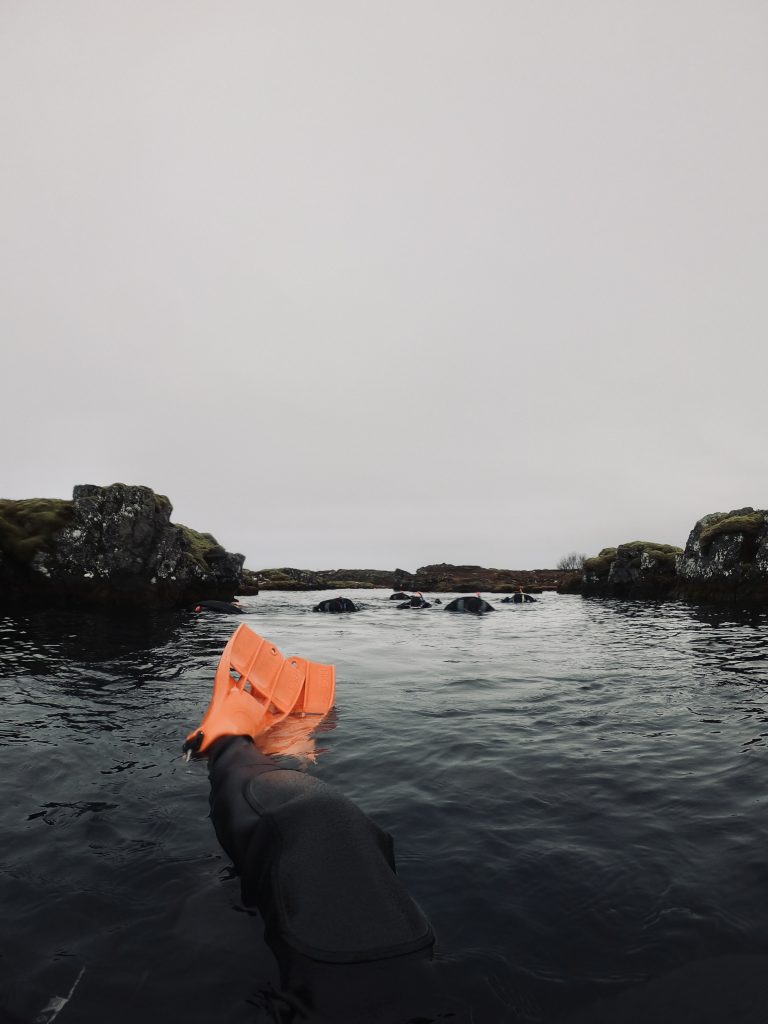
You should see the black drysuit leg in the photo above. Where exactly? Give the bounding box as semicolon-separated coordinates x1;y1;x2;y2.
206;736;440;1022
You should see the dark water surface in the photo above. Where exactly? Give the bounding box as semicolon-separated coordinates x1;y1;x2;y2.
2;592;768;1022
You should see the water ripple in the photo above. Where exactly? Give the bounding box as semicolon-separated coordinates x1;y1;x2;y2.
1;593;767;1022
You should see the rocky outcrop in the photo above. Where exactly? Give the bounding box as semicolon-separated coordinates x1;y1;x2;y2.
577;508;768;604
411;563;565;593
253;563;567;592
0;484;244;610
239;569;265;595
675;508;768;601
581;541;682;598
251;567;410;591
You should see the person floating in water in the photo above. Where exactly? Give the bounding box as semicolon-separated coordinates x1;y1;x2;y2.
313;596;357;613
182;631;469;1022
502;587;537;604
444;593;495;614
397;592;431;609
193;598;243;615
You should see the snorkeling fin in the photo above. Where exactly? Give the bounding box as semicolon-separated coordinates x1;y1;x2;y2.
183;624;335;756
291;657;336;715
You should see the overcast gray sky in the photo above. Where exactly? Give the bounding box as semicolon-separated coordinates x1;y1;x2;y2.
2;2;766;570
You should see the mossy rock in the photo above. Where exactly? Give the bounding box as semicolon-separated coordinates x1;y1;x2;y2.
620;541;682;554
584;548;618;575
619;542;681;568
646;549;679;570
177;525;223;568
325;579;372;589
0;498;74;562
154;493;172;517
584;541;681;578
261;570;297;583
699;512;765;547
625;542;682;566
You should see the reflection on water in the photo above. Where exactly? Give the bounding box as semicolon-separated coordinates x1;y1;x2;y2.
1;594;767;1022
254;709;338;763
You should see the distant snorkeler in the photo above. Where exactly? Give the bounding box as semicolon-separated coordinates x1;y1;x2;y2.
193;599;243;615
397;592;431;609
313;597;358;613
501;587;537;604
444;594;495;613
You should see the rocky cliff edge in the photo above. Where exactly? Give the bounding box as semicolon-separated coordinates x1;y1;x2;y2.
0;484;244;610
574;508;768;603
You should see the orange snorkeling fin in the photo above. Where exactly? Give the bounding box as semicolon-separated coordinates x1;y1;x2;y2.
183;624;336;756
291;657;337;715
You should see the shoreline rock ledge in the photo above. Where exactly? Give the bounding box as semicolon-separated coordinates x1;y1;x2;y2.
0;484;244;611
249;563;568;593
573;508;768;604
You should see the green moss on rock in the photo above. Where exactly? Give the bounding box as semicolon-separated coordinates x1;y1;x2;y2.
621;541;682;554
178;525;222;567
584;548;617;575
647;549;680;570
0;498;74;562
624;542;682;566
584;541;681;579
699;512;765;547
260;569;296;583
323;579;378;589
154;494;172;517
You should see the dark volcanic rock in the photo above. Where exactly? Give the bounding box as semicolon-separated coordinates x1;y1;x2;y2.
413;563;566;593
255;567;416;590
581;541;682;599
578;508;768;604
255;563;566;593
0;484;244;610
676;507;768;601
254;568;326;590
238;569;264;595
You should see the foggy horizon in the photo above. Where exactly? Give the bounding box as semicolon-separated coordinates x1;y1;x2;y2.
3;3;766;572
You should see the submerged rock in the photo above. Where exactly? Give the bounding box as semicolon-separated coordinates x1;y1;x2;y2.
0;484;244;610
